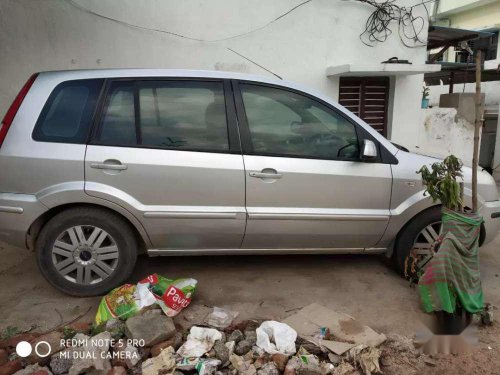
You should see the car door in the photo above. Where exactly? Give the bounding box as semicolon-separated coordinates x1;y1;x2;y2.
85;78;246;250
234;81;392;250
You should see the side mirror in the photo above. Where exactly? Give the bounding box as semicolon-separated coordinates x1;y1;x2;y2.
361;139;377;161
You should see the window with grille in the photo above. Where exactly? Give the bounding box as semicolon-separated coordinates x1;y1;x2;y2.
338;77;390;136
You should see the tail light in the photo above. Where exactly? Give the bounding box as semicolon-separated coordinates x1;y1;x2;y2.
0;73;39;148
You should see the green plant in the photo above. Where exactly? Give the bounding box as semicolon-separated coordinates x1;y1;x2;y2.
89;322;106;336
417;155;464;211
1;326;21;340
62;326;77;340
422;85;430;100
0;325;36;340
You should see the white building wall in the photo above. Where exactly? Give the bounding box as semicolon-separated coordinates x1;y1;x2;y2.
0;0;430;148
389;74;426;149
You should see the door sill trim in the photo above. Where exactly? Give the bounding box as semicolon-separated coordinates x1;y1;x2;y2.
143;211;242;219
248;213;389;221
147;247;387;256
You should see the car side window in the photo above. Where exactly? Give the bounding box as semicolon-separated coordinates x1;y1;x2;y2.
138;81;228;151
240;84;359;160
33;79;104;143
98;80;229;152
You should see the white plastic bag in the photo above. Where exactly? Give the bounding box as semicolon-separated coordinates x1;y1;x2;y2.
177;326;223;357
256;321;297;355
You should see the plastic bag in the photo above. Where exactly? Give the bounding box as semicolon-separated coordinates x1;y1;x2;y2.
256;321;297;355
95;284;144;324
95;273;197;324
177;326;223;358
141;274;197;317
176;357;200;371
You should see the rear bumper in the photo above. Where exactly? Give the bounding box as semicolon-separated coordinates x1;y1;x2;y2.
480;200;500;246
0;193;46;249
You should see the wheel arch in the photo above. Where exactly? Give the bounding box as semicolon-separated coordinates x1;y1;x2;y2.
388;205;441;259
27;202;149;253
387;204;485;259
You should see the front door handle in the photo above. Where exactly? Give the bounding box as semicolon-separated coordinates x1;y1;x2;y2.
249;169;282;179
90;161;128;171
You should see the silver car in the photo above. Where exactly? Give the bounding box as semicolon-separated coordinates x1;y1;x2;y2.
1;69;499;296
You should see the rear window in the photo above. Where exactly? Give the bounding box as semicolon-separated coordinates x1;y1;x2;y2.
33;79;104;143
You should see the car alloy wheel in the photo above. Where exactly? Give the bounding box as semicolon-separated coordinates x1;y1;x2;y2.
51;225;119;285
405;221;442;279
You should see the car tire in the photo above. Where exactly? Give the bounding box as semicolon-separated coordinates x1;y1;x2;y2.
36;207;137;296
394;206;441;280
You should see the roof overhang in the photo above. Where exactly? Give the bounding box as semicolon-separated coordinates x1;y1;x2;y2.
326;63;441;77
425;62;500;85
427;25;494;50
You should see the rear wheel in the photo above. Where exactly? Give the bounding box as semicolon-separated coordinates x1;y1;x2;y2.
36;207;137;296
395;207;441;280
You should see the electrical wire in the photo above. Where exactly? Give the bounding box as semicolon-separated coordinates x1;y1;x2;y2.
357;0;436;48
67;0;312;43
68;0;434;49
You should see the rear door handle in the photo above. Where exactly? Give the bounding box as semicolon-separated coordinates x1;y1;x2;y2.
90;162;128;171
249;171;282;179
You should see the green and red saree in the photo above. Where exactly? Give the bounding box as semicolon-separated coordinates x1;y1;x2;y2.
419;209;484;314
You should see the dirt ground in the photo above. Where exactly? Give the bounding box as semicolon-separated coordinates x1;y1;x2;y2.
1;233;500;374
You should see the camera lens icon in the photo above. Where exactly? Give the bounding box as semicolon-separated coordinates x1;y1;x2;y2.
35;341;52;357
15;340;52;358
15;341;32;357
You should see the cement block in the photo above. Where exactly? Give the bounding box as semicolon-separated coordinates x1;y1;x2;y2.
439;93;485;124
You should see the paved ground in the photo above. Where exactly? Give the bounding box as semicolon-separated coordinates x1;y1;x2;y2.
1;234;499;340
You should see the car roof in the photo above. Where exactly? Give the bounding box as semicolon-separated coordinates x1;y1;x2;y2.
39;68;286;85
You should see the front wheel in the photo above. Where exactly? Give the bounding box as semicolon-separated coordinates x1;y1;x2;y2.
394;207;442;280
36;207;137;296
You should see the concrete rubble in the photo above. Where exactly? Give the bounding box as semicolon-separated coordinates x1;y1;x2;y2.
10;363;52;375
0;302;420;375
282;304;386;348
68;331;113;375
125;313;177;347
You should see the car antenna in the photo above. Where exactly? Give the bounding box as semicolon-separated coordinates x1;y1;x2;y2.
227;48;283;80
